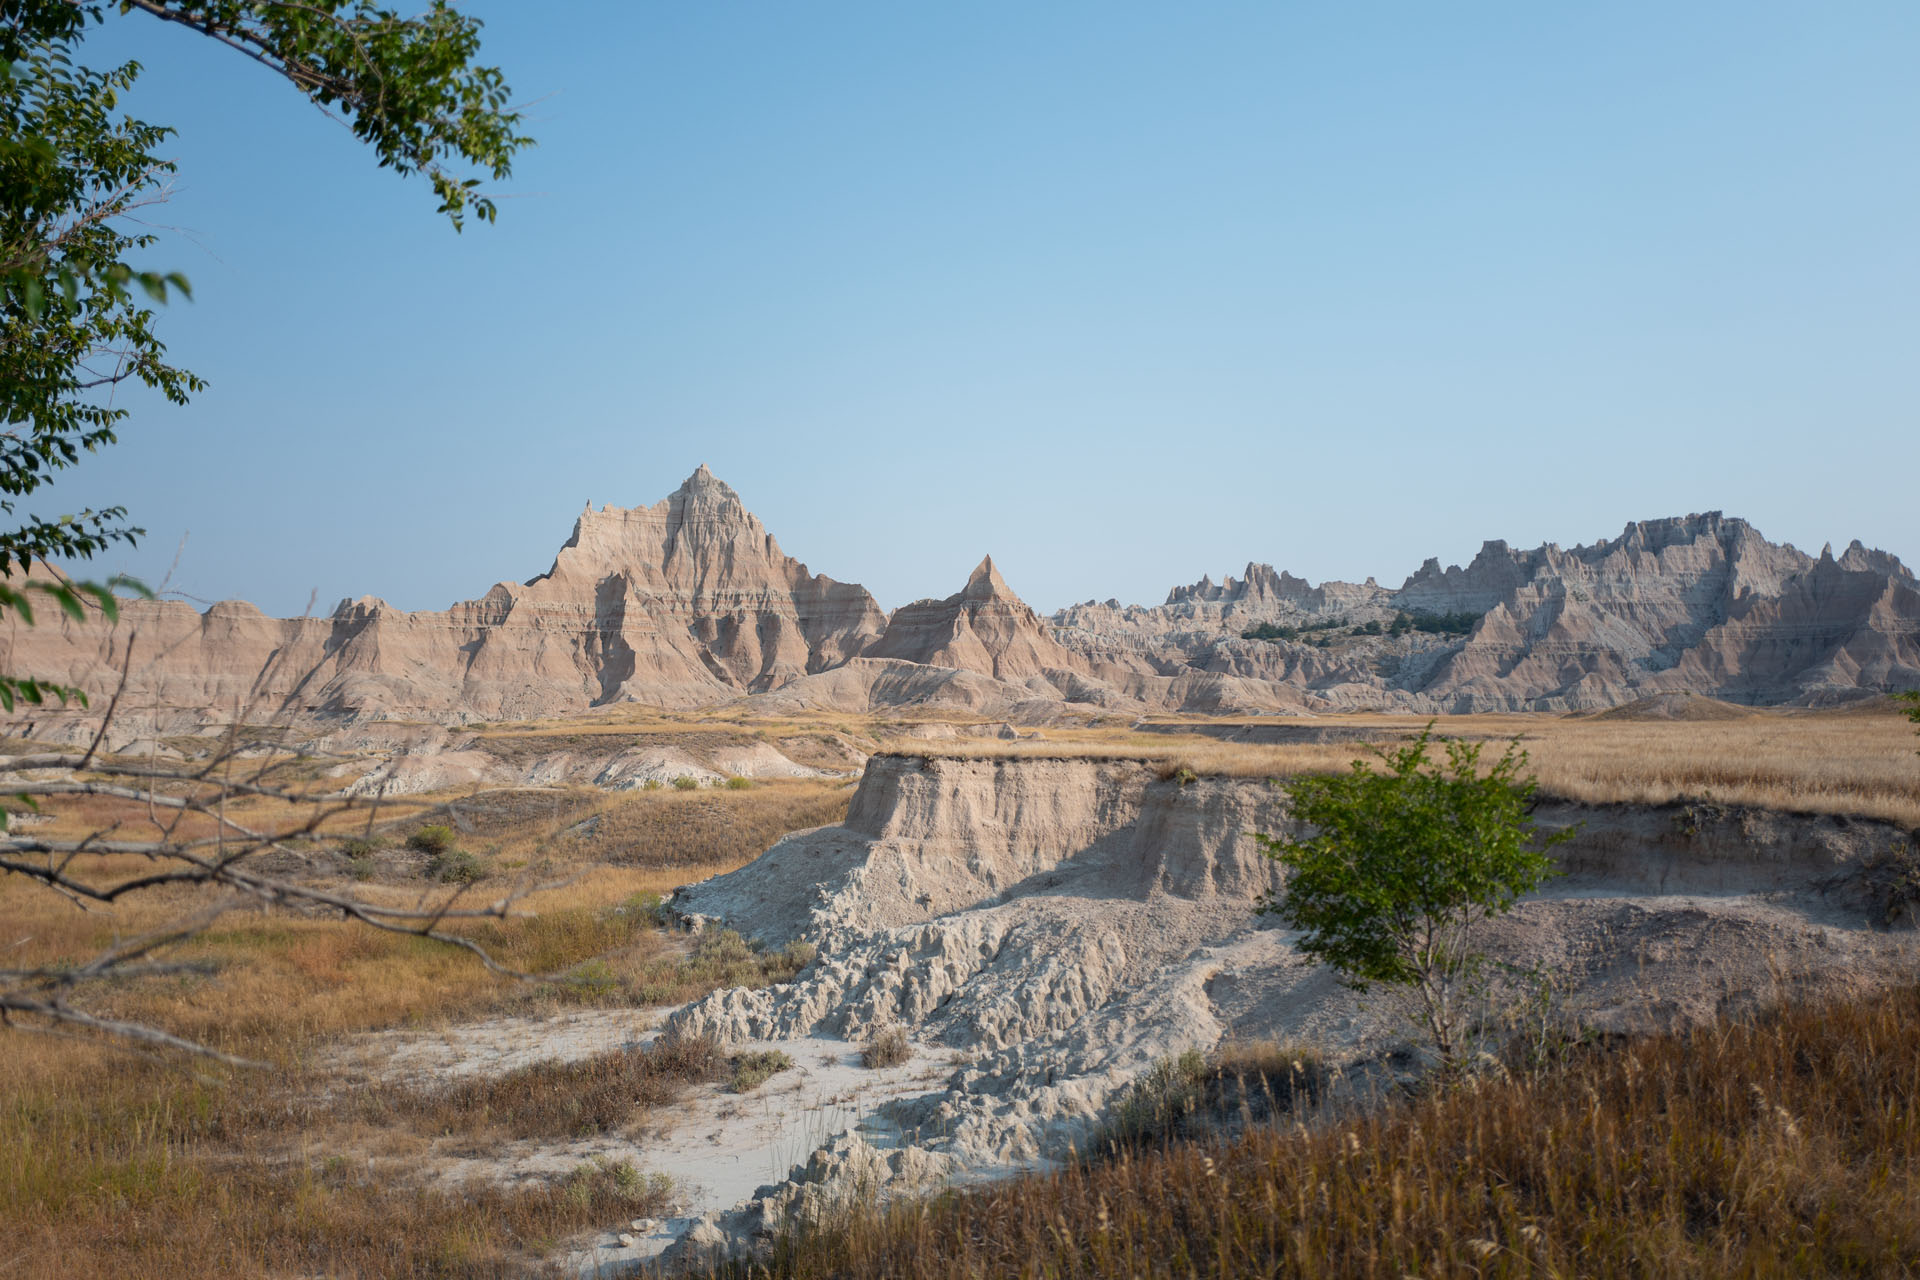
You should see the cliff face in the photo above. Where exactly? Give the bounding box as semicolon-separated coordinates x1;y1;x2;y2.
1051;512;1920;712
3;492;1913;732
1;466;888;726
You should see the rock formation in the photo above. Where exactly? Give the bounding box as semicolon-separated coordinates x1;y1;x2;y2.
654;753;1920;1267
0;466;887;730
3;480;1914;735
1052;512;1920;712
866;556;1089;683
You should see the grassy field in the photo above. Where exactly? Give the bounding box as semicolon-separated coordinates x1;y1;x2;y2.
0;774;851;1279
884;703;1920;827
2;702;1916;1277
725;982;1920;1280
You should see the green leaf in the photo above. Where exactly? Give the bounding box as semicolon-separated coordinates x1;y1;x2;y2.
78;581;120;621
36;582;87;622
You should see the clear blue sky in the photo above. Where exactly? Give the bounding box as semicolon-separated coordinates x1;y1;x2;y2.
49;2;1920;616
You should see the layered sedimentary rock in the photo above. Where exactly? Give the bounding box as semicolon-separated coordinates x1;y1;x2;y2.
0;466;886;727
655;753;1920;1268
1051;513;1920;712
3;485;1913;731
865;556;1090;683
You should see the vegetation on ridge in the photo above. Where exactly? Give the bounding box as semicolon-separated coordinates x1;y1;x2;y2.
718;983;1920;1280
1256;728;1572;1069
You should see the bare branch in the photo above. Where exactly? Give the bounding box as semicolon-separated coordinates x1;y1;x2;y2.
0;994;266;1068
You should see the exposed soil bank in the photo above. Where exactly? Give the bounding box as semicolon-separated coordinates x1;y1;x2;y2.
638;756;1917;1270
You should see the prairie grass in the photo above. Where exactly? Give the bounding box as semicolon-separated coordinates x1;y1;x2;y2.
6;1134;672;1279
403;1031;729;1140
884;706;1920;827
1095;1042;1329;1152
5;706;1916;1276
0;772;853;1279
729;983;1920;1280
534;778;854;870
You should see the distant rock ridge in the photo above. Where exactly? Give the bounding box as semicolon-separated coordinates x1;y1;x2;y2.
1051;511;1920;712
866;555;1090;683
3;488;1915;734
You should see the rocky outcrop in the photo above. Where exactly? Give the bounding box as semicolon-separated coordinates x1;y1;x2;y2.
4;491;1913;732
654;753;1920;1268
1052;512;1920;712
865;556;1091;683
0;466;887;729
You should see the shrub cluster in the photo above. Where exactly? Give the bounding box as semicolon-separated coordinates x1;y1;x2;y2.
404;824;456;856
729;1049;794;1093
860;1026;911;1069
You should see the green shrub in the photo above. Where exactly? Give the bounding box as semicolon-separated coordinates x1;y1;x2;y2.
615;891;671;927
642;778;663;791
561;1156;672;1212
345;855;376;882
427;847;488;884
729;1049;794;1093
724;775;753;790
671;775;699;791
1255;726;1570;1070
406;824;457;856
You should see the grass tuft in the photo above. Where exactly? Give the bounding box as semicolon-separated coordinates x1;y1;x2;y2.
860;1026;911;1069
415;1032;728;1139
728;1049;794;1093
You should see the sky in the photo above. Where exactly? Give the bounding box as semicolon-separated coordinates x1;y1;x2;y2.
44;2;1920;617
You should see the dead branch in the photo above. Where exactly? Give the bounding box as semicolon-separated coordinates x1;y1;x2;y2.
0;645;598;1061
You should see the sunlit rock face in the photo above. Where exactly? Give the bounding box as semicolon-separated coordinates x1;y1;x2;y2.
3;466;889;727
1050;512;1919;712
865;555;1091;684
5;490;1914;734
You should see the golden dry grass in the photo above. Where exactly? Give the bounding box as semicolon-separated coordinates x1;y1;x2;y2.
0;773;854;1279
880;708;1920;827
4;704;1916;1277
732;984;1920;1280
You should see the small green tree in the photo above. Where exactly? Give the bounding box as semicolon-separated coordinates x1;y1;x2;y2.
1255;726;1574;1070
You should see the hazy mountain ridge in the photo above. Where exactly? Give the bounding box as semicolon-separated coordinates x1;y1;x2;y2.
3;472;1914;734
1051;511;1920;711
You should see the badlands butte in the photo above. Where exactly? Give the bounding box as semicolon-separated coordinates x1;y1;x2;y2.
5;464;1918;735
5;468;1920;1275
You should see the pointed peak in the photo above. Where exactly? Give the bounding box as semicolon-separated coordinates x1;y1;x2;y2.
670;464;747;515
964;554;1015;601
